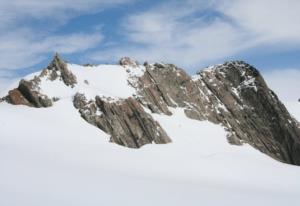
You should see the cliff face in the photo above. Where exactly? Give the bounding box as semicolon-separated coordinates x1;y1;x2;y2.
73;93;171;148
196;62;300;164
3;55;300;165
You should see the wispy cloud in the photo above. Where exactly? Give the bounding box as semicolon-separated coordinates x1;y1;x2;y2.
89;0;300;70
0;0;134;73
1;0;300;77
0;0;133;28
218;0;300;44
0;29;103;70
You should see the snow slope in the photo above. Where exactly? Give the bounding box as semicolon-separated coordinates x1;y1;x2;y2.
1;64;300;206
36;63;144;101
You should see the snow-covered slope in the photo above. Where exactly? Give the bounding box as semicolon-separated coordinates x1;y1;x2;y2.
1;58;300;205
1;99;300;206
35;63;144;101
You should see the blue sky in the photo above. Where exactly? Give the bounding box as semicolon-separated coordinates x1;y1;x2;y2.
0;0;300;81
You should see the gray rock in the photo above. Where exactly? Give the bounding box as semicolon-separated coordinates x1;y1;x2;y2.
6;78;52;108
134;63;224;122
130;60;300;165
43;53;77;87
119;57;139;68
196;61;300;164
73;93;171;148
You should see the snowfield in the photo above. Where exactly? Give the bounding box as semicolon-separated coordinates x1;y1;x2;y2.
37;64;144;101
0;64;300;206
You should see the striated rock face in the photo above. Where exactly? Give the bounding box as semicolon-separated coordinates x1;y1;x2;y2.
131;61;300;164
7;78;53;107
2;55;300;165
41;53;77;87
134;63;225;123
195;61;300;164
73;93;171;148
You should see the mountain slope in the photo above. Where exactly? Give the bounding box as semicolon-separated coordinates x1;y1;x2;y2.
2;54;300;164
1;94;300;206
1;55;300;205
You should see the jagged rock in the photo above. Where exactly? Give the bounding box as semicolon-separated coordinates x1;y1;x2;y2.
134;63;224;122
6;79;53;108
18;79;53;107
131;60;300;164
4;53;77;108
196;61;300;164
73;93;171;148
119;57;139;67
43;53;77;87
7;89;32;106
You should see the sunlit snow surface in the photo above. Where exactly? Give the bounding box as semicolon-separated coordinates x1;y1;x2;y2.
1;101;300;205
37;64;144;101
0;64;300;205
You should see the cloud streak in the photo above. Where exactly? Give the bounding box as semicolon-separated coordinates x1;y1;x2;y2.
0;0;134;73
0;30;103;70
89;0;300;70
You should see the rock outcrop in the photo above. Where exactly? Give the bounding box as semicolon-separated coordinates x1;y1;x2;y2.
131;61;300;164
73;93;171;148
119;57;139;68
6;78;53;107
134;63;225;122
5;53;77;107
196;61;300;164
41;53;77;87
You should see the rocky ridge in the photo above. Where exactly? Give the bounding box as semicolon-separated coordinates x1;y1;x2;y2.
2;55;300;165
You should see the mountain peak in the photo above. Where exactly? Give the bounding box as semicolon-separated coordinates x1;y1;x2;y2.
43;53;77;87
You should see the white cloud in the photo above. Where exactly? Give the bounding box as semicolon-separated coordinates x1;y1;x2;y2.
218;0;300;44
0;0;133;29
0;0;134;71
90;3;251;68
90;0;300;70
1;0;300;74
264;69;300;102
0;30;103;70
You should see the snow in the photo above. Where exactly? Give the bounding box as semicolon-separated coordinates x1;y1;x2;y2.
1;99;300;206
37;64;144;101
1;64;300;206
240;77;258;92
